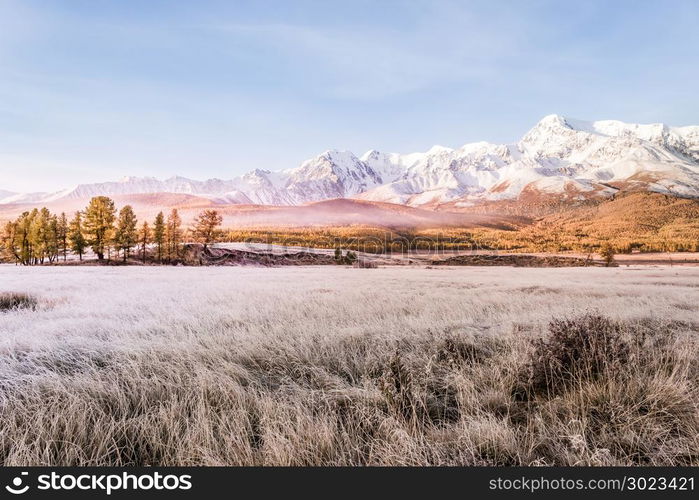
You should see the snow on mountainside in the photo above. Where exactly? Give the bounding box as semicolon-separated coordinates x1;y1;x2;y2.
359;114;699;206
2;115;699;208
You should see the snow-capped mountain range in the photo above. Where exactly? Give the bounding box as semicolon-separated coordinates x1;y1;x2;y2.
2;114;698;208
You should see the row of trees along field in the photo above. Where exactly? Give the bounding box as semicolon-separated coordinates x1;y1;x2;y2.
1;196;223;265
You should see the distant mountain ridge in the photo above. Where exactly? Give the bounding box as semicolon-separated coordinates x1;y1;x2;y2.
3;114;698;210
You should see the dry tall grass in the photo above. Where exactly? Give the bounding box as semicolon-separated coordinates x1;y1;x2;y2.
0;292;37;312
0;265;696;465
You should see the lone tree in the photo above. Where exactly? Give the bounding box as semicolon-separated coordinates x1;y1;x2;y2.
1;220;18;263
191;210;223;250
139;221;151;264
115;205;138;262
47;214;59;263
57;212;68;261
84;196;116;260
600;242;616;267
29;208;51;264
1;218;26;265
68;211;87;261
165;209;182;262
153;211;165;263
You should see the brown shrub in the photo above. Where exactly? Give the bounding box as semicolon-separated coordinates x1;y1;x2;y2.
0;292;38;312
514;314;630;399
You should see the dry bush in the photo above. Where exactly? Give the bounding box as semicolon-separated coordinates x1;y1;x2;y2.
0;292;37;312
514;314;630;399
511;314;698;465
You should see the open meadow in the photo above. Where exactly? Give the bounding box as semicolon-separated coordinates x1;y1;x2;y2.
0;265;697;465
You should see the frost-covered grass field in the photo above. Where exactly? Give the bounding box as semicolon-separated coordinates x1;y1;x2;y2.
0;265;697;466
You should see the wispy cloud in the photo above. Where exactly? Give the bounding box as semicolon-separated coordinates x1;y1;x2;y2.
216;7;525;100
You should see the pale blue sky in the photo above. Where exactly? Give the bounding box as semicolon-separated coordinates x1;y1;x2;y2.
1;0;697;192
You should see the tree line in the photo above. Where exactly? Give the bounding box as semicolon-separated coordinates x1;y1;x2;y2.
1;196;223;265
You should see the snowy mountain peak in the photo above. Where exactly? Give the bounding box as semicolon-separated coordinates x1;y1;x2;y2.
536;113;570;128
3;115;698;209
360;149;381;162
426;145;453;155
